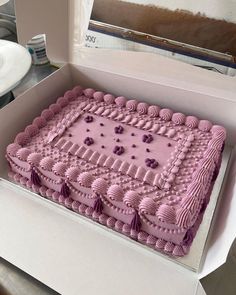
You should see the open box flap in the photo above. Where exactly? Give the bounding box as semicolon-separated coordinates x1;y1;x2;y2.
199;148;236;279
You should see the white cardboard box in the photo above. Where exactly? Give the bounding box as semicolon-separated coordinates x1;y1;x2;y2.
0;0;236;294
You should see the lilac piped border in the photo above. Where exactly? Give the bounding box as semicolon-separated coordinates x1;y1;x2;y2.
8;170;189;258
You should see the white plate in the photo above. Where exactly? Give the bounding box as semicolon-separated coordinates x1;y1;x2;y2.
0;0;10;5
0;40;31;97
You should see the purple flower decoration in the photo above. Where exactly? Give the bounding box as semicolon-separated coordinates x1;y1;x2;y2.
114;125;124;134
84;115;94;123
84;137;94;146
142;134;153;143
113;145;125;155
145;158;158;169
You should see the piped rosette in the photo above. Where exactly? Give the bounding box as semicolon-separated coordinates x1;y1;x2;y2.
64;171;97;207
100;187;139;224
6;144;31;177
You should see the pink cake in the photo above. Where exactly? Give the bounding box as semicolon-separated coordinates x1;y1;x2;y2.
6;86;226;257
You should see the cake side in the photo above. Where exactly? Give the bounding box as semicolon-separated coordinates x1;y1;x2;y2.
5;85;226;257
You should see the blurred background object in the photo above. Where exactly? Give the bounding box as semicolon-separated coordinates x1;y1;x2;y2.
88;0;236;76
0;0;16;42
26;34;49;65
0;0;55;109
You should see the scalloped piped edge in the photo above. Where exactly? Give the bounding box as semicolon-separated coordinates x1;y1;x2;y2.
8;170;190;258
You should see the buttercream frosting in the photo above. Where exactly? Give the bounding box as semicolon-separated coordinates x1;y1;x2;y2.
78;172;94;187
156;204;176;223
185;116;199;129
65;167;80;181
107;185;124;201
64;90;76;101
91;178;108;195
126;99;138;111
124;190;142;209
137;102;149;115
14;132;29;145
139;197;157;215
104;94;115;105
6;143;21;156
93;91;104;102
16;148;31;161
27;152;42;166
6;85;226;258
159;108;173;121
52;162;68;176
25;124;39;137
147;105;160;117
83;88;95;98
172;113;186;125
40;157;54;171
72;85;83;97
115;96;127;107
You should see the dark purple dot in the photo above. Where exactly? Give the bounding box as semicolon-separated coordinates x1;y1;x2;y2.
116;138;120;142
100;123;104;126
132;144;136;148
68;134;72;137
131;133;135;136
131;155;135;159
167;143;172;147
100;133;104;137
101;145;105;149
146;148;150;152
86;129;90;132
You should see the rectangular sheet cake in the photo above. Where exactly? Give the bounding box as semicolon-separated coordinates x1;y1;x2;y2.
6;86;226;257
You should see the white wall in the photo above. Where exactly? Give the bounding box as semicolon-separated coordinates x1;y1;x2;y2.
122;0;236;23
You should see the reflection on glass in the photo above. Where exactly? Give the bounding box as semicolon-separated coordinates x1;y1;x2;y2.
91;0;236;57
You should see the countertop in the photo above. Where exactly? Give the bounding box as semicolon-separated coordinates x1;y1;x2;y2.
12;63;58;98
